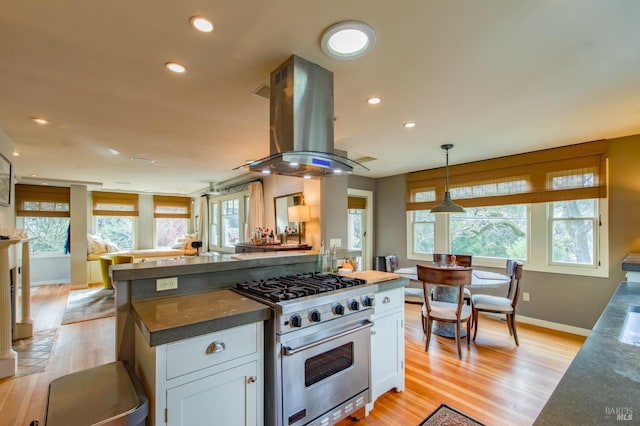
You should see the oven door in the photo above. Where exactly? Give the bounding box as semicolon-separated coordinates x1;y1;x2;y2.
280;318;372;426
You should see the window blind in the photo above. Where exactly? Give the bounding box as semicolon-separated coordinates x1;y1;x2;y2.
406;140;608;211
92;192;139;216
15;184;70;217
348;196;367;210
153;195;192;219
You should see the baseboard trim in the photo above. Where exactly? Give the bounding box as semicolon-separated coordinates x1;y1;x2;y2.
484;313;591;336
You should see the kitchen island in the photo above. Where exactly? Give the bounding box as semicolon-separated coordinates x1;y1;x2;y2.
111;251;319;365
113;254;407;426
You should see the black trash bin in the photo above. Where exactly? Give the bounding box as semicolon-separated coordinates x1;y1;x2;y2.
375;256;387;271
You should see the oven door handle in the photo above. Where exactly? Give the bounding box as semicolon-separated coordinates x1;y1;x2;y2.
282;320;373;356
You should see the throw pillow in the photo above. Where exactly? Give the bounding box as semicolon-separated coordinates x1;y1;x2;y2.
105;240;120;252
92;238;108;254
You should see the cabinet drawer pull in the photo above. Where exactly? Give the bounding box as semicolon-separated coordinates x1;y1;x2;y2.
247;376;257;383
205;341;226;355
383;296;391;304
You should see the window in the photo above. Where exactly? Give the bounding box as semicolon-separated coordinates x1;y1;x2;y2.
348;209;363;250
209;193;248;251
22;217;70;254
210;202;219;247
92;192;139;250
153;195;191;247
95;216;135;250
222;199;240;246
15;184;70;254
550;200;597;266
450;205;528;260
411;210;436;255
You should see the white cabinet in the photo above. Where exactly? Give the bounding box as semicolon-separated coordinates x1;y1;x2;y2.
135;322;263;426
367;285;405;415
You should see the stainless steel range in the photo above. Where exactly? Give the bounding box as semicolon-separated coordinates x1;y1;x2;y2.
234;272;377;426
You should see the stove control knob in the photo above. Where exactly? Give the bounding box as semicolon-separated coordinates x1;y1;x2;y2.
361;295;374;307
348;299;360;311
332;303;345;316
309;309;322;323
290;314;302;328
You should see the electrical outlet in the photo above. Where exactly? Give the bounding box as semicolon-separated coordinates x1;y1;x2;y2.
329;238;342;248
157;277;178;291
523;292;530;302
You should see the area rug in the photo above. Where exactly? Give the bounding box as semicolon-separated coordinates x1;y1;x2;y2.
13;329;57;377
61;287;115;324
420;404;485;426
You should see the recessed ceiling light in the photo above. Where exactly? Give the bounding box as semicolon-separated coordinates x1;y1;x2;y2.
12;152;19;157
366;97;381;105
108;148;120;155
321;21;376;60
190;16;215;33
261;169;271;175
32;117;49;125
403;121;416;128
165;62;187;73
303;174;312;179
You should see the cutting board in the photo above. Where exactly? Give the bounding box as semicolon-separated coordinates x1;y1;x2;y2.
344;270;400;284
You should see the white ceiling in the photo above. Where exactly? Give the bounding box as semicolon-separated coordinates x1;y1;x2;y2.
2;1;640;195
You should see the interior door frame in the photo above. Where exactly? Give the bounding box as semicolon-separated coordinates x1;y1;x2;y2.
347;188;373;271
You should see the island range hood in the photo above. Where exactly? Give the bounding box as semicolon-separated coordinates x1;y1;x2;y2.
245;55;368;178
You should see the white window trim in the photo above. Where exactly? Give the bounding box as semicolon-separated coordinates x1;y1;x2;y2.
406;198;609;278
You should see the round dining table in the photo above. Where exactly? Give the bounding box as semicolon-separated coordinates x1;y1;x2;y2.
395;266;511;338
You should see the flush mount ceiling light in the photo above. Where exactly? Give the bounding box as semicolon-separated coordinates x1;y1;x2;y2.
430;144;466;214
190;16;214;33
165;62;187;73
321;20;376;60
366;97;381;105
403;121;416;128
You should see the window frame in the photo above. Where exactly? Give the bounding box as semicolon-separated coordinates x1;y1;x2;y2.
208;192;249;252
406;198;608;277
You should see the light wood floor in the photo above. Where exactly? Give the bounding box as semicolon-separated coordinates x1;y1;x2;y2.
0;285;585;426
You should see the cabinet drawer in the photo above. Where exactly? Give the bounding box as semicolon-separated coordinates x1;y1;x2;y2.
166;323;257;379
374;287;403;315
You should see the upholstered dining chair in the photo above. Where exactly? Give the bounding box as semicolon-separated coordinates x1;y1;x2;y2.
417;264;473;359
431;253;473;305
471;259;524;346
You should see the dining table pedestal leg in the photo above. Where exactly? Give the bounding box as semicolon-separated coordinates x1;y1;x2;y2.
432;285;467;338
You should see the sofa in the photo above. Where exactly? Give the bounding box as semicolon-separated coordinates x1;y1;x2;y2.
86;234;200;285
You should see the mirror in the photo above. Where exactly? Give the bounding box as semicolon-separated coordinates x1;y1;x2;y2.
274;192;303;239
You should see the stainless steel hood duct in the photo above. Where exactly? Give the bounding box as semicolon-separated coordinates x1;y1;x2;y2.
245;55;368;178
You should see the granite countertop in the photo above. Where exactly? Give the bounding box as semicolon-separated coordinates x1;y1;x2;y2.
132;289;271;347
111;251;320;282
534;281;640;425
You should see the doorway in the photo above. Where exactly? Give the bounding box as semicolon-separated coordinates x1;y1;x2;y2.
347;189;373;271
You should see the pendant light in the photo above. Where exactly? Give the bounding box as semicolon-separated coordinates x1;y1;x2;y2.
430;144;465;214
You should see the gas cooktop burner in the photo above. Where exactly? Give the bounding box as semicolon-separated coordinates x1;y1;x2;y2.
236;272;366;302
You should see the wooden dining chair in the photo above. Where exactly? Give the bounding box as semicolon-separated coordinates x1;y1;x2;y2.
417;264;473;359
432;253;473;305
471;260;524;346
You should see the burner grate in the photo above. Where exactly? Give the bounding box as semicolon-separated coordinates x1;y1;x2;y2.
235;272;366;302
